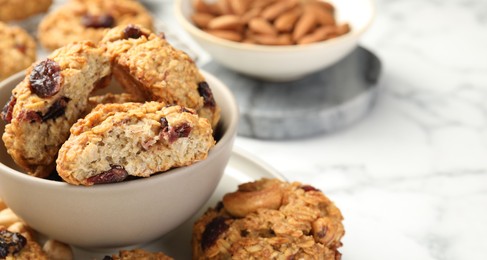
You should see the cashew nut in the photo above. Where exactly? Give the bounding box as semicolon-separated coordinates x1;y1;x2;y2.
223;178;283;217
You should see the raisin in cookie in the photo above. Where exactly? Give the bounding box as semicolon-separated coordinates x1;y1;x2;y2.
38;0;154;50
0;22;36;81
0;0;52;22
56;102;215;186
192;178;345;260
105;249;173;260
2;41;111;178
101;24;221;129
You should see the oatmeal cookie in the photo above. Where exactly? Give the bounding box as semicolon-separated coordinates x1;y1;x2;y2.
2;41;111;178
0;228;48;259
38;0;154;50
56;102;215;186
0;0;52;22
105;249;173;260
0;22;36;81
0;200;47;259
101;24;221;129
192;178;345;260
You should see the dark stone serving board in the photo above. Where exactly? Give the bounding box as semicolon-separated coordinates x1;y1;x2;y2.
202;46;382;140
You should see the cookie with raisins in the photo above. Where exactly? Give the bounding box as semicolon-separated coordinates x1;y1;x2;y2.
192;178;345;260
56;102;215;186
0;228;47;259
38;0;154;50
0;0;51;22
101;24;221;129
2;41;111;178
0;22;36;81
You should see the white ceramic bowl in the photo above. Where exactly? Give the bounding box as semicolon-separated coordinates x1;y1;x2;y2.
0;70;238;250
174;0;375;81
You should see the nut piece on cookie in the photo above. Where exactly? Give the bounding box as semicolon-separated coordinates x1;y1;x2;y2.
0;0;52;22
192;178;345;260
101;24;221;129
0;22;36;81
56;102;215;186
38;0;154;50
105;249;173;260
2;41;111;178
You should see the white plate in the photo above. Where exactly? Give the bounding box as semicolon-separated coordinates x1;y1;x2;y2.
72;147;285;259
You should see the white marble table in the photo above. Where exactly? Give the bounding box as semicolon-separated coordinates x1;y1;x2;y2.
34;0;486;259
155;0;487;259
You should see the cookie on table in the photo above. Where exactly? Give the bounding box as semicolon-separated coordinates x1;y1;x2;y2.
192;178;345;260
0;228;48;259
38;0;154;50
105;249;173;260
0;0;52;22
2;41;111;178
0;199;48;259
0;22;36;81
101;24;221;129
56;102;215;186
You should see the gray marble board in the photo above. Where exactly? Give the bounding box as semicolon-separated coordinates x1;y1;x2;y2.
202;46;382;140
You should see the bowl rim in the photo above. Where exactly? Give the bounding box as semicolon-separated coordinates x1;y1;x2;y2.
0;70;239;191
173;0;376;53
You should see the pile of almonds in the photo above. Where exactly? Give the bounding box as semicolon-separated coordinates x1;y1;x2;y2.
191;0;350;45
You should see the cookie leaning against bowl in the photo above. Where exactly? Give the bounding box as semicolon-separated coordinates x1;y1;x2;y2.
0;21;36;81
192;178;345;260
56;102;215;186
101;24;221;129
38;0;154;51
1;41;111;178
0;0;52;22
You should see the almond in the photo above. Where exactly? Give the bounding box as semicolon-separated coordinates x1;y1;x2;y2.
206;29;243;42
335;23;351;36
229;0;248;15
250;0;277;10
208;15;241;30
261;0;298;21
274;7;301;32
193;0;211;13
248;34;280;45
193;0;222;16
218;0;233;14
191;12;215;28
248;17;278;35
311;2;335;26
241;8;261;24
297;26;333;44
292;5;317;41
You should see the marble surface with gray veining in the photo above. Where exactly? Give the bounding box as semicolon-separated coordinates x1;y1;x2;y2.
162;0;487;259
29;0;487;259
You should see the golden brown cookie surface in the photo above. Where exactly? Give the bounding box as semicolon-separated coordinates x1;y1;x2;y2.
0;22;36;81
101;24;221;129
57;102;215;185
2;41;111;178
192;178;345;259
0;0;52;22
38;0;153;50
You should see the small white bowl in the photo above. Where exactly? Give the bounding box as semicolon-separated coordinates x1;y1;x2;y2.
0;70;239;250
174;0;375;81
